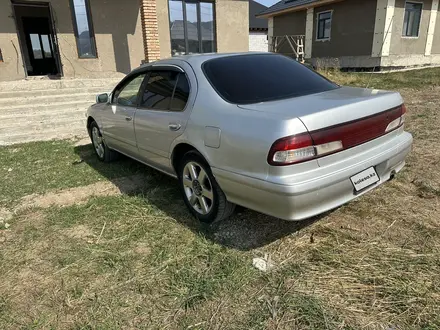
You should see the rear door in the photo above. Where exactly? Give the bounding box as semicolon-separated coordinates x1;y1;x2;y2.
102;72;146;156
134;66;192;171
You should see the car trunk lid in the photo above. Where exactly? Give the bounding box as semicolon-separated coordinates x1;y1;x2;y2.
237;86;403;131
238;86;405;167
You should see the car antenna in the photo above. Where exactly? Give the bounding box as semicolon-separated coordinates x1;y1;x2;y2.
366;14;394;89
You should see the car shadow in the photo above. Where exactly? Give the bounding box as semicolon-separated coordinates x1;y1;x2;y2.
74;143;329;251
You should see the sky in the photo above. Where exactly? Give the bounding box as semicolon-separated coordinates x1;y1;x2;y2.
254;0;279;7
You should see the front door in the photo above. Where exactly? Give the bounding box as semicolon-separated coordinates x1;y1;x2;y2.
134;69;191;172
13;2;62;77
22;17;58;76
102;73;146;156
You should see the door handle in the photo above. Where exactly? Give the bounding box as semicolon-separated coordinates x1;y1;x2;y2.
125;116;133;121
168;123;181;131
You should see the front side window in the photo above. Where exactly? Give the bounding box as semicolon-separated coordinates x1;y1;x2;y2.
169;0;216;56
317;11;332;41
403;2;422;37
70;0;97;58
114;73;146;107
140;71;190;111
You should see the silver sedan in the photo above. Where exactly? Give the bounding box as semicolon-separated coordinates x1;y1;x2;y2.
86;53;413;223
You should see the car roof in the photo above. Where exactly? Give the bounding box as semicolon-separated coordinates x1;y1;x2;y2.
142;52;272;68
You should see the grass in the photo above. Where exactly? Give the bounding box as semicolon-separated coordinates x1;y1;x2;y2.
320;66;440;90
0;69;440;329
0;140;146;206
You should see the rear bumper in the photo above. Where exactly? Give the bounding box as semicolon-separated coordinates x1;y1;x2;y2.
213;131;413;220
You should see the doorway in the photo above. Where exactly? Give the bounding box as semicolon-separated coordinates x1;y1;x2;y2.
12;1;62;77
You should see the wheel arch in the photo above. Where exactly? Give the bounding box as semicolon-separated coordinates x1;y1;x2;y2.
87;116;96;133
171;142;211;175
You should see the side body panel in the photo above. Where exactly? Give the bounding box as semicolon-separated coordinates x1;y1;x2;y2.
101;104;137;156
134;60;197;173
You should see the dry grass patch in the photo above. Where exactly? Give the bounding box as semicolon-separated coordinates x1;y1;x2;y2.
0;140;147;207
0;70;440;329
18;174;147;210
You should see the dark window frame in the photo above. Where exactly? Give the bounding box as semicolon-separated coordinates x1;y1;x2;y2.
69;0;98;59
402;1;423;37
168;0;217;56
316;10;332;41
138;67;191;112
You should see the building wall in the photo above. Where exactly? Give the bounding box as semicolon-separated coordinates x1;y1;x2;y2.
1;0;249;81
390;0;432;55
312;0;377;58
216;0;249;52
272;11;306;55
157;0;172;59
0;1;25;81
273;11;306;36
157;0;249;58
53;0;144;77
249;31;268;52
0;0;143;81
432;4;440;54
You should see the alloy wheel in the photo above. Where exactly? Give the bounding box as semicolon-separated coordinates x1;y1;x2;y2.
182;161;214;215
92;126;105;159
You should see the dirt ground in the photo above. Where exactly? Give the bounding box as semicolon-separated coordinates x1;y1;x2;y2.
0;83;439;329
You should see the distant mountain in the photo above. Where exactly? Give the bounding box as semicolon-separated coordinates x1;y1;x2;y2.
78;31;94;56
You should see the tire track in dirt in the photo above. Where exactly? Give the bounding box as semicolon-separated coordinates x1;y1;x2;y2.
16;174;147;210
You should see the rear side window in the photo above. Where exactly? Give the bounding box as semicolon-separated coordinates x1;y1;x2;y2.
171;73;190;111
202;54;338;104
140;71;190;111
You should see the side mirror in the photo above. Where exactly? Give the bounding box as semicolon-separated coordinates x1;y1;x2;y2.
96;93;109;104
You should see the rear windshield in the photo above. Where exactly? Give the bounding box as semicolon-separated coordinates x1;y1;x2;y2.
202;54;339;104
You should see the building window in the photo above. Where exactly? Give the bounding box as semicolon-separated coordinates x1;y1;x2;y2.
403;2;422;37
70;0;97;58
30;34;44;59
29;34;54;59
168;0;216;56
316;11;332;41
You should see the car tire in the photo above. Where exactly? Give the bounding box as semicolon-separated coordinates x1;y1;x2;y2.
179;151;235;223
89;121;119;162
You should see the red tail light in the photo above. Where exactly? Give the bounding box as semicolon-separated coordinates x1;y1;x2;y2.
268;104;406;166
267;133;315;165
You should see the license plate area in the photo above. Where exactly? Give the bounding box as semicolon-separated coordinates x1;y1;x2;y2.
350;167;380;193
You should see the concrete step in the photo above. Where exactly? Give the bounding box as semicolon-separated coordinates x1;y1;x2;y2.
0;106;88;120
0;92;99;107
0;100;93;113
0;111;86;129
0;107;85;120
0;77;122;92
0;124;88;145
0;120;86;134
0;86;113;99
0;118;86;137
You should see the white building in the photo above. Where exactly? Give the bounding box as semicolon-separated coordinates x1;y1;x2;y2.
249;0;269;52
